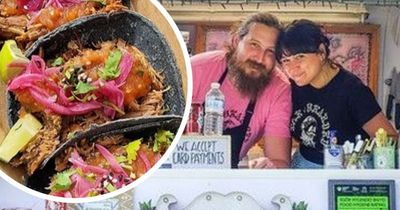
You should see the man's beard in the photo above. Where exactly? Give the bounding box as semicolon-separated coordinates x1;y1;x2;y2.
227;51;272;99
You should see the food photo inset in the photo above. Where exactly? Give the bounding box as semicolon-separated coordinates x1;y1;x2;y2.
0;5;188;201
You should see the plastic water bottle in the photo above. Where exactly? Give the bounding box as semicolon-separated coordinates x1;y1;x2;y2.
203;82;225;135
324;130;344;169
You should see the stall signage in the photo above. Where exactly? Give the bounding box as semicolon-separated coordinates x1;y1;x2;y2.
329;180;395;210
163;135;231;169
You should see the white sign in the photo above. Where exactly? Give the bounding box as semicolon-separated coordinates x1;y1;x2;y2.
67;192;133;209
71;200;118;210
164;135;231;169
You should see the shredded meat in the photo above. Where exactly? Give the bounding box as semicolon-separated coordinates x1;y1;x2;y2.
56;136;161;180
54;111;118;171
54;147;74;172
59;39;166;117
95;134;125;147
55;134;125;171
0;15;28;42
59;111;109;142
0;0;24;17
1;0;125;50
14;24;47;49
21;0;125;49
125;88;168;118
9;111;110;174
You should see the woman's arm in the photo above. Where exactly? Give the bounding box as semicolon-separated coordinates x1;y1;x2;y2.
362;112;398;140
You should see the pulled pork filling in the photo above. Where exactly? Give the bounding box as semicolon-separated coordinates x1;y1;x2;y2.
8;39;166;175
0;15;27;40
0;0;125;49
48;130;173;198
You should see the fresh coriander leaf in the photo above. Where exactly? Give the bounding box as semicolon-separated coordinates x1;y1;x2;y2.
116;155;128;163
153;130;174;152
49;169;75;191
121;163;133;170
126;139;142;161
74;81;96;95
64;70;71;80
99;50;122;80
51;57;64;67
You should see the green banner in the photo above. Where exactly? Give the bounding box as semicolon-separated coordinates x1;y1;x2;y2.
337;196;389;210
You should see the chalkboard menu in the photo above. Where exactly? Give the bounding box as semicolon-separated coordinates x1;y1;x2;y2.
328;180;396;210
162;135;231;169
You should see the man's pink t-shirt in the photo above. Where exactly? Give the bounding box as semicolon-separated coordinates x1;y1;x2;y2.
191;50;292;159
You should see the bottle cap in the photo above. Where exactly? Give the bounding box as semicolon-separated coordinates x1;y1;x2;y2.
355;134;362;142
328;130;337;145
211;82;220;89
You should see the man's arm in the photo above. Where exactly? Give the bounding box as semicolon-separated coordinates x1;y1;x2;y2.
263;136;291;168
248;137;291;169
249;71;292;169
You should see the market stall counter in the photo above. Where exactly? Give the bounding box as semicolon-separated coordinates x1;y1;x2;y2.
133;169;400;210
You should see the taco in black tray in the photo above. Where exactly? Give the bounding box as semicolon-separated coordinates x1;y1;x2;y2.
0;0;130;50
0;10;185;197
27;116;181;197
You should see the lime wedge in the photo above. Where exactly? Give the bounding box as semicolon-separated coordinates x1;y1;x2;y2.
0;40;30;83
0;113;43;163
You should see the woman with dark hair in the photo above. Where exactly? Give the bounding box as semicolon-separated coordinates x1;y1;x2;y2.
276;19;397;168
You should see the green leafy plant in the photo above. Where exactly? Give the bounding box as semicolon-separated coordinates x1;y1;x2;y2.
292;201;308;210
139;200;156;210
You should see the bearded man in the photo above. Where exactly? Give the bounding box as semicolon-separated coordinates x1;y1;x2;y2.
191;12;292;168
